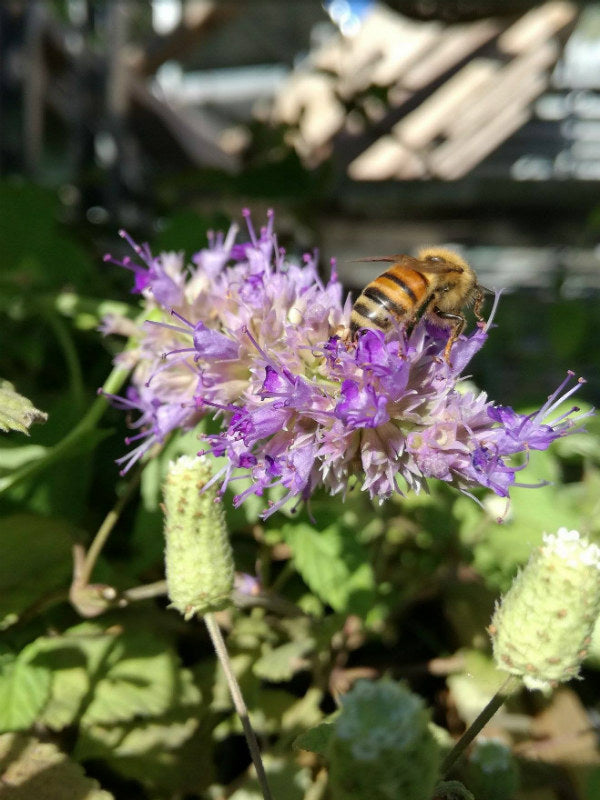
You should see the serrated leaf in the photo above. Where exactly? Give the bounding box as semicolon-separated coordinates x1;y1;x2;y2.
0;380;47;435
75;667;202;759
0;514;74;628
0;732;114;799
294;721;335;756
34;622;192;729
80;628;183;725
74;668;212;795
0;646;51;731
253;640;313;682
282;520;376;615
33;624;121;729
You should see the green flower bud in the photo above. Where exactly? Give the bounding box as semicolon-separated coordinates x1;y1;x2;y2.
327;679;440;800
163;455;234;619
433;780;475;800
489;527;600;691
463;739;519;800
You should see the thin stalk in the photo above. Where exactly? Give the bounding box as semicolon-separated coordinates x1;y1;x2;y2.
441;674;522;776
123;580;168;602
204;612;274;800
79;466;141;585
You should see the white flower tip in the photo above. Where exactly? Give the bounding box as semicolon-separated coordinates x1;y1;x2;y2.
168;453;209;474
542;527;600;569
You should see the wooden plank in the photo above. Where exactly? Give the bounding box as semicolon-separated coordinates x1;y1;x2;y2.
445;44;557;140
400;20;501;91
498;1;577;54
428;90;539;178
393;59;498;149
348;136;426;180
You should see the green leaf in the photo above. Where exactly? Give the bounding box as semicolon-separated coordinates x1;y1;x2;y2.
33;624;121;729
0;443;48;471
0;732;114;799
0;646;52;732
228;755;312;800
80;628;185;726
74;666;212;795
294;720;335;756
282;520;376;615
0;381;47;435
0;514;74;628
34;621;195;729
253;640;314;682
75;666;202;760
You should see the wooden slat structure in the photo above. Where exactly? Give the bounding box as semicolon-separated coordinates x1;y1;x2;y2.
270;1;578;181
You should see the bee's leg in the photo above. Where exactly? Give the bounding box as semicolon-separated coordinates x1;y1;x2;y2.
433;309;465;363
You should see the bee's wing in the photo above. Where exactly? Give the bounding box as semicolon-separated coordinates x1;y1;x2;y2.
351;254;421;266
352;254;463;274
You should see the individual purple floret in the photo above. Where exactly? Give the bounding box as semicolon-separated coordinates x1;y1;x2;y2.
102;211;591;518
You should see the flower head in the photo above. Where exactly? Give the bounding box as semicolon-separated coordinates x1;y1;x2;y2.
103;212;590;517
490;527;600;691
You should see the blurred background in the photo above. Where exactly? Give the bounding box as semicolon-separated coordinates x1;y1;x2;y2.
2;0;600;404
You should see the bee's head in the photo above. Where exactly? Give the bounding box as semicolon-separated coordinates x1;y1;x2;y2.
417;247;470;273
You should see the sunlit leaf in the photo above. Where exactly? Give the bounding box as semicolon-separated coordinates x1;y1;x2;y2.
33;624;123;730
253;640;313;682
80;628;184;725
0;732;114;799
0;381;47;435
0;646;52;731
282;521;376;615
75;667;212;795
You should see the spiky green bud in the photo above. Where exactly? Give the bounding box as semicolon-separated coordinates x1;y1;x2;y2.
463;739;519;800
490;527;600;691
163;455;234;619
327;679;440;800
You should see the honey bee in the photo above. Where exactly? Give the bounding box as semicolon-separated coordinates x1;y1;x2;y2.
349;247;485;363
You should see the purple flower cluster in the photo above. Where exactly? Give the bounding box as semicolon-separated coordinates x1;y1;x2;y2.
103;211;590;518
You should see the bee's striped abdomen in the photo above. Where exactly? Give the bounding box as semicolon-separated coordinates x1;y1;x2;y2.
350;266;429;336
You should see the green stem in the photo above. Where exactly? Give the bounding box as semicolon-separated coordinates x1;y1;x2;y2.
441;674;522;776
123;580;168;602
79;466;142;585
0;364;129;494
204;612;274;800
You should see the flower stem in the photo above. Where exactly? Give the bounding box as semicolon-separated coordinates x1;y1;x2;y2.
204;612;274;800
122;580;168;602
79;466;141;585
440;674;521;776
